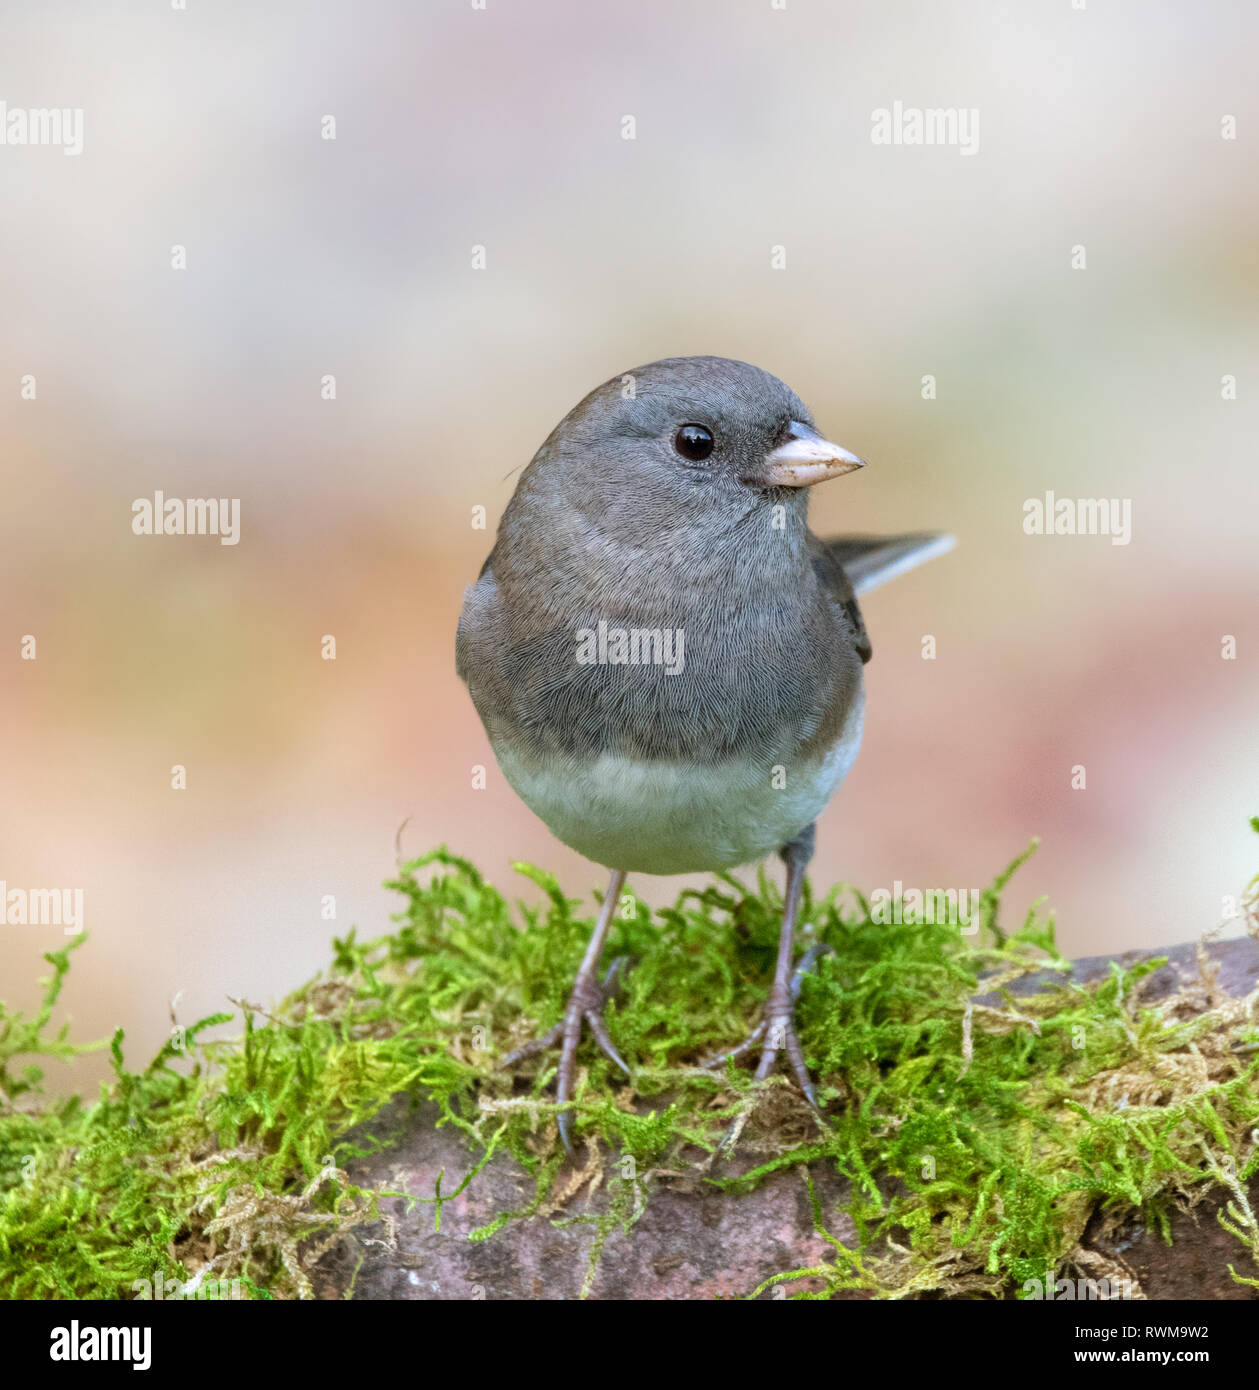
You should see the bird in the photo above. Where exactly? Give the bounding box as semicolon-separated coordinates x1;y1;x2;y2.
456;355;953;1154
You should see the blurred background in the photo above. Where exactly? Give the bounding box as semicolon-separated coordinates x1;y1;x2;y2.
2;0;1256;1091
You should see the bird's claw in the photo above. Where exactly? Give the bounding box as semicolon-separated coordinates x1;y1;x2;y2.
499;1020;564;1068
701;1019;767;1068
790;942;835;1003
701;941;835;1074
499;955;634;1157
705;941;834;1150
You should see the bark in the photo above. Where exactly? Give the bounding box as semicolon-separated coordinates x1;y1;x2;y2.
315;938;1259;1300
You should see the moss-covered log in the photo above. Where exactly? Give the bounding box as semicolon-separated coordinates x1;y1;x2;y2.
315;938;1259;1300
2;845;1257;1301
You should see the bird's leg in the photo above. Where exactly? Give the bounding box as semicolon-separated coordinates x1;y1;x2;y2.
499;954;630;1066
703;942;833;1069
500;868;628;1156
704;825;828;1107
755;831;817;1101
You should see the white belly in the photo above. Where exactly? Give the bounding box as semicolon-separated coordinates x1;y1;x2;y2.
495;690;864;875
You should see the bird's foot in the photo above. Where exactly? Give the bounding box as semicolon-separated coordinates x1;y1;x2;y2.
500;955;632;1156
704;943;833;1144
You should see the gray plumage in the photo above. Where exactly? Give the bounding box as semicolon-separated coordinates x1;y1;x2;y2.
458;355;955;1150
457;356;952;874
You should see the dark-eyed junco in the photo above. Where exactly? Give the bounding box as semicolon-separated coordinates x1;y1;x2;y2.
457;356;953;1152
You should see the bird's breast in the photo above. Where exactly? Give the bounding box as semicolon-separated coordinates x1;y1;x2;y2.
493;685;864;875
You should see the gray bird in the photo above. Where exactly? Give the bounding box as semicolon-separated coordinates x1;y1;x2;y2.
456;356;953;1153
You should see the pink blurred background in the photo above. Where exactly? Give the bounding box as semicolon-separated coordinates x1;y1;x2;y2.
2;0;1256;1091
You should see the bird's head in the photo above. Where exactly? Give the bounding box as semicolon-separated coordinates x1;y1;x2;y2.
523;356;866;535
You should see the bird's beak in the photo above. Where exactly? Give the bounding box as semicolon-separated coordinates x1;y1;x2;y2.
761;422;867;487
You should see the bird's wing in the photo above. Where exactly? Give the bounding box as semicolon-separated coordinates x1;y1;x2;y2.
808;535;873;665
810;531;955;666
819;532;955;597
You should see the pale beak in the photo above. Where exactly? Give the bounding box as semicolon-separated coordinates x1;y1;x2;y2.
761;422;867;487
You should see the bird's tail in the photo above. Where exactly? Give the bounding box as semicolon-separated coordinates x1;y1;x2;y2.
820;531;955;596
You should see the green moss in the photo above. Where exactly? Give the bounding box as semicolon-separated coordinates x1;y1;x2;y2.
2;842;1257;1299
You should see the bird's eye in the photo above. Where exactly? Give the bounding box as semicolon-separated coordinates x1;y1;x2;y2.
673;424;714;462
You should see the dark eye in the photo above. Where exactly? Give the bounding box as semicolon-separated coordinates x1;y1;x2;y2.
673;424;714;462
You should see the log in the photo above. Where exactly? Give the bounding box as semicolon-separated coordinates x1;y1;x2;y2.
314;938;1259;1301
